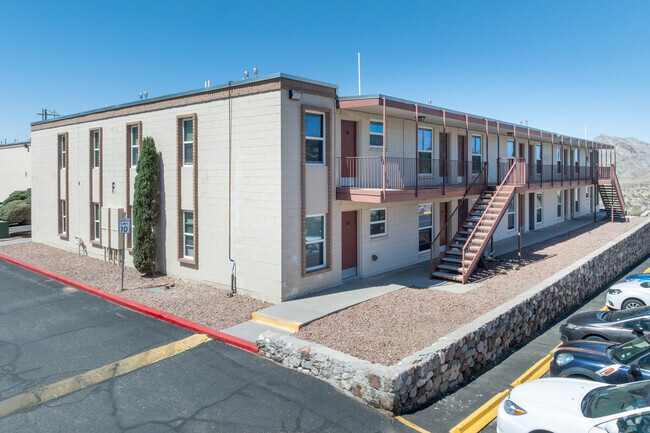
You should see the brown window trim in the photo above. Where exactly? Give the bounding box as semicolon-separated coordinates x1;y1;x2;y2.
89;128;102;244
301;105;332;277
176;114;198;267
126;121;142;249
57;132;69;240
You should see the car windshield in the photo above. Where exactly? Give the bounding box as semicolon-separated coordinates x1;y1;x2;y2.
603;306;650;322
612;336;650;364
582;382;650;418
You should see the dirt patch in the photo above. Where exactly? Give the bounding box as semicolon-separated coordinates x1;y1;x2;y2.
0;242;270;330
296;218;647;365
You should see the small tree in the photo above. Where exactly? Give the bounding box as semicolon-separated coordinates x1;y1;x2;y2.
133;137;160;275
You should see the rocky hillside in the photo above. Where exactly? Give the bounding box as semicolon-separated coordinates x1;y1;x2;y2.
595;134;650;184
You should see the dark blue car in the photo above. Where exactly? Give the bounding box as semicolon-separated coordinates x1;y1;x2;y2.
550;335;650;384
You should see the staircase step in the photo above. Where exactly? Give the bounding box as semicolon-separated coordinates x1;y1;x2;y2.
432;271;463;282
437;264;463;272
446;249;476;257
442;256;473;265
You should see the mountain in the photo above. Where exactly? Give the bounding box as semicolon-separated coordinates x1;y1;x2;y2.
594;134;650;184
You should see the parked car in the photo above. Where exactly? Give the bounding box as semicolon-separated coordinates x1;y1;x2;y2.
549;335;650;383
497;378;650;433
607;281;650;310
627;274;650;283
560;307;650;343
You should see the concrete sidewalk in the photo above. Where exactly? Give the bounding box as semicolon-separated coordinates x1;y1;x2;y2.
222;211;610;343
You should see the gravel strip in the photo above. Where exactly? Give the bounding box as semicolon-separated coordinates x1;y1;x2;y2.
0;242;271;331
295;218;647;365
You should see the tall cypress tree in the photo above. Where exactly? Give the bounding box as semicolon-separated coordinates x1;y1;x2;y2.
133;137;160;275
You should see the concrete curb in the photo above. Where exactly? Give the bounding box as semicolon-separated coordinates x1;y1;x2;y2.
0;253;258;354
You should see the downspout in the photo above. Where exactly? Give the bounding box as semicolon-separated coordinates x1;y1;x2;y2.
228;81;237;296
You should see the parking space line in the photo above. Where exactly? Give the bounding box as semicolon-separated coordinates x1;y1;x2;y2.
449;389;510;433
396;415;432;433
0;333;211;418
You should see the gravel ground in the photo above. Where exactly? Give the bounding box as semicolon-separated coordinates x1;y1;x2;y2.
0;242;270;331
296;218;648;365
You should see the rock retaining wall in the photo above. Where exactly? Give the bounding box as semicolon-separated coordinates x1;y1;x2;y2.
257;219;650;414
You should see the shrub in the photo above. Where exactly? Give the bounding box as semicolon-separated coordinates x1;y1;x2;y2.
133;137;160;275
629;206;644;217
0;201;31;223
3;188;30;206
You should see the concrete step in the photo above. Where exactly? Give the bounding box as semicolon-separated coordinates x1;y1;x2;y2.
432;271;463;282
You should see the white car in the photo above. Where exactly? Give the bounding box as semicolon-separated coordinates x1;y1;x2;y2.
497;378;650;433
607;281;650;310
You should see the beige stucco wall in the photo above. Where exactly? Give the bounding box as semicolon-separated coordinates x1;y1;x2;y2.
0;143;31;201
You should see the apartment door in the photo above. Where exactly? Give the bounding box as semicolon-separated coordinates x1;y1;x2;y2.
528;193;535;230
341;211;358;279
565;189;570;219
457;135;466;178
519;142;525;159
439;202;448;250
341;120;357;183
458;199;469;227
570;189;575;219
439;133;449;180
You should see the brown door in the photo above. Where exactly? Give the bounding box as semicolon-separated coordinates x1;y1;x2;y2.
341;120;357;178
439;202;448;247
439;133;449;177
341;211;357;278
519;142;525;158
457;135;466;177
458;199;469;227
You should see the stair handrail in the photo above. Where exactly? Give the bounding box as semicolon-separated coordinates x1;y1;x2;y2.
461;159;518;277
429;162;488;277
610;164;626;216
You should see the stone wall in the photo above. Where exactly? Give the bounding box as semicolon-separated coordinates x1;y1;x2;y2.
257;218;650;414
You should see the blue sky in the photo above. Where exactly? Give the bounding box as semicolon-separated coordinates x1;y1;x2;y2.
1;0;649;143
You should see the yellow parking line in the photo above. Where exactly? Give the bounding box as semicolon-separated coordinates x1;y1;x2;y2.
0;333;210;418
396;416;432;433
449;389;510;433
644;266;650;274
510;354;553;388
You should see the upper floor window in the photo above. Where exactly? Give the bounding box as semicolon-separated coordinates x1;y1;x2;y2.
369;121;383;148
556;147;562;174
471;136;482;174
131;125;139;167
536;145;542;174
305;113;324;164
93;131;100;168
370;208;386;237
418;128;433;174
575;188;580;213
507;140;515;158
182;119;194;165
574;149;579;172
60;135;66;168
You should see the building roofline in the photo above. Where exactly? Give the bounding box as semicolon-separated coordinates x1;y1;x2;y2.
0;140;30;148
31;73;338;127
339;94;614;148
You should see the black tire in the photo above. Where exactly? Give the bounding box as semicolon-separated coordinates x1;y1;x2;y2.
529;430;554;433
623;298;646;310
568;374;595;381
585;335;606;342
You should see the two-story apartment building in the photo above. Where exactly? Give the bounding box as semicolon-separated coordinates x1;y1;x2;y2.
30;73;624;302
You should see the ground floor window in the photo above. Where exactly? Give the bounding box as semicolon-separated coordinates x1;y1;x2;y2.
536;193;543;224
557;190;563;218
60;200;67;234
370;208;386;237
418;204;433;252
306;215;325;270
93;203;100;240
575;188;580;213
507;197;516;231
183;210;194;258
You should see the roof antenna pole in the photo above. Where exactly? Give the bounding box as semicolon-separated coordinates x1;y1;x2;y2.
358;52;361;96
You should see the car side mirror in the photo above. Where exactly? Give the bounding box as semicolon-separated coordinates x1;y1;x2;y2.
628;364;642;377
634;323;645;335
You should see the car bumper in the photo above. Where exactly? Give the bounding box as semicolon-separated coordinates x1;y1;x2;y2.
606;292;624;310
559;325;583;343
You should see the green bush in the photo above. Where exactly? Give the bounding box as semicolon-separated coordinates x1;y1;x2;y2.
629;206;644;217
133;137;160;275
0;201;31;223
3;188;30;205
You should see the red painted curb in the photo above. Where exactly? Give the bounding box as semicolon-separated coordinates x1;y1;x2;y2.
0;253;258;354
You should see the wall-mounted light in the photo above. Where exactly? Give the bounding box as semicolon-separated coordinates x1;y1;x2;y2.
507;131;514;136
417;115;425;121
289;90;302;100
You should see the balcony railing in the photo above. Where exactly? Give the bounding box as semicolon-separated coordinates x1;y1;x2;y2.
337;157;485;190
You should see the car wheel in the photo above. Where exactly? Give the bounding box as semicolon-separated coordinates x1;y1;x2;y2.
585;335;606;342
622;298;646;310
529;430;554;433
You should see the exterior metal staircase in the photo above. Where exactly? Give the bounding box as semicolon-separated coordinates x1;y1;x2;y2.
431;158;525;283
597;164;626;220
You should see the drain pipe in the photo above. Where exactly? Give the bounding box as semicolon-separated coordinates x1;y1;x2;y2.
227;81;237;297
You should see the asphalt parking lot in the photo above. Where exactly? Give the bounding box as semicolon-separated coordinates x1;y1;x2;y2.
399;253;650;433
0;260;411;432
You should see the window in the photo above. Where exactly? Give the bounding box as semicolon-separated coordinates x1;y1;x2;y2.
507;141;515;158
536;193;543;224
575;188;580;213
557;190;563;218
183;211;194;258
507;198;516;231
182;119;194;165
472;136;482;174
60;135;66;168
574;149;579;172
305;113;324;164
418;204;433;252
536;145;542;174
370;208;386;237
131;125;139;167
93;203;100;240
305;215;325;270
369;121;383;147
60;200;67;233
556;147;562;174
93;131;100;168
418;128;433;174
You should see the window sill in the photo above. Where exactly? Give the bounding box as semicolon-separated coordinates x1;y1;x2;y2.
306;162;326;166
59;233;68;240
369;146;384;150
91;240;101;247
370;234;387;240
304;266;330;277
179;257;197;266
